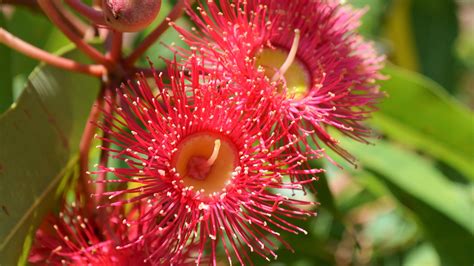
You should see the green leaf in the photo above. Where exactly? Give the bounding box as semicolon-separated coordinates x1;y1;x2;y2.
349;0;390;38
0;13;13;113
0;8;71;111
253;212;337;266
410;0;460;91
6;9;69;76
404;243;440;266
341;138;474;265
383;0;419;71
373;65;474;180
132;0;191;69
0;47;100;265
3;9;53;99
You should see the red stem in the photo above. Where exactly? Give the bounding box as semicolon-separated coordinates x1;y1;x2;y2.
1;0;41;12
64;0;106;26
0;28;105;76
124;0;187;66
52;0;90;37
92;0;101;8
108;31;123;62
78;93;104;197
37;0;111;67
3;0;89;37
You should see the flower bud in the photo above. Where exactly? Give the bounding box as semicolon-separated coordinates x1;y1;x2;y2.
103;0;161;32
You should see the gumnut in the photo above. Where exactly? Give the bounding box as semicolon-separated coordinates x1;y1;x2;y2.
102;0;161;32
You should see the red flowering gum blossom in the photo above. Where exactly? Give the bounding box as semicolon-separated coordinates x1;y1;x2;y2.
92;58;320;265
102;0;161;32
172;0;385;164
28;201;152;266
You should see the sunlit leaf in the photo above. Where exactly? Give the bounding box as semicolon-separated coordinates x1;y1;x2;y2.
373;65;474;180
0;47;100;265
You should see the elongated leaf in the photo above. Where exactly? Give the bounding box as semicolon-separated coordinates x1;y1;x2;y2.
341;138;473;265
0;48;99;265
0;9;71;109
6;9;69;75
410;0;459;91
0;13;13;113
373;65;474;180
384;0;419;71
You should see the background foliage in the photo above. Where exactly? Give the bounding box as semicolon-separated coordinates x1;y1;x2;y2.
0;0;473;265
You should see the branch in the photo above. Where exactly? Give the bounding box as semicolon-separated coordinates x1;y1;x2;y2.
0;28;105;76
37;0;111;67
52;0;89;37
64;0;106;26
1;0;41;12
108;30;122;62
2;0;89;37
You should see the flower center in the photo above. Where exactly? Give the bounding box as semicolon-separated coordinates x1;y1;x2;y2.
173;132;238;196
255;29;311;100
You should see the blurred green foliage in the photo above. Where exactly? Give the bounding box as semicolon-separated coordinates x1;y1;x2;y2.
0;0;473;265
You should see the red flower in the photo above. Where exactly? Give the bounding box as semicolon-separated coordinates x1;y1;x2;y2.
173;0;385;163
28;201;152;266
93;59;320;264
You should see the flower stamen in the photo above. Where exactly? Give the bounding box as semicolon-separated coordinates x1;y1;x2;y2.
255;28;309;100
272;29;301;82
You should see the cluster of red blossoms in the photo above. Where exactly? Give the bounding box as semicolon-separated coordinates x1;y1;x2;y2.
29;0;384;265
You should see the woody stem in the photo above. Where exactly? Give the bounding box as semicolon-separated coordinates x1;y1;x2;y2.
1;0;41;12
108;31;123;62
0;28;105;76
38;0;111;67
64;0;106;25
52;0;90;36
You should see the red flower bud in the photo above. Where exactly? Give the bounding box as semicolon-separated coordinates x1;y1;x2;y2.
103;0;161;32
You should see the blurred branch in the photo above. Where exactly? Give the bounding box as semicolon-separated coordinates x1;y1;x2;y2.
38;0;110;66
0;27;105;76
64;0;105;25
52;0;89;36
1;0;88;37
1;0;41;13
